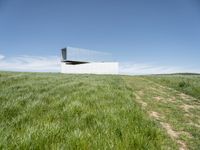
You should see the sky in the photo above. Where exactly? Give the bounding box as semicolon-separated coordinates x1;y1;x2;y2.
0;0;200;74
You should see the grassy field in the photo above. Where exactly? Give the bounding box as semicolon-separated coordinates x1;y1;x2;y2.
147;74;200;100
124;75;200;150
0;72;200;149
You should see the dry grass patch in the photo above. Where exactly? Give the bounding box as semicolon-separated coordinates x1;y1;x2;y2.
180;104;195;112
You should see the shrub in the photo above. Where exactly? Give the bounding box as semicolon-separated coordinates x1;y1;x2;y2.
178;81;189;88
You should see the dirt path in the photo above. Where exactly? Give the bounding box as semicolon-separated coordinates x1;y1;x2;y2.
123;76;200;150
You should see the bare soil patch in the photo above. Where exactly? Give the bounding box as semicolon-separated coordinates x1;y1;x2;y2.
180;104;194;112
160;122;179;139
155;96;162;101
149;111;160;120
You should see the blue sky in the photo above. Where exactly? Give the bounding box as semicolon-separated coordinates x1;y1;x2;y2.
0;0;200;74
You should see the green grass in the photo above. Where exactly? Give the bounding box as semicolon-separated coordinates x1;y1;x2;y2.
0;72;176;149
124;75;200;150
147;74;200;100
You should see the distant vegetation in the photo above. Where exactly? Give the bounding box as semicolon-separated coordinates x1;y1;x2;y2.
0;72;176;149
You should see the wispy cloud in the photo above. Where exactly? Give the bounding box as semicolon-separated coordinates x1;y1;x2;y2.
0;54;60;72
0;54;199;74
119;62;200;75
0;54;5;60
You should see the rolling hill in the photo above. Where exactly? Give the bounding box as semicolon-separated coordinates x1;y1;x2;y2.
0;72;199;149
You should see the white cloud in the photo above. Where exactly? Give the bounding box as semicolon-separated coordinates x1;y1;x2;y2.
0;54;199;74
0;54;60;72
119;62;200;75
0;54;5;60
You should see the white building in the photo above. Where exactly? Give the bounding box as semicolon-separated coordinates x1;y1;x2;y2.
60;47;119;74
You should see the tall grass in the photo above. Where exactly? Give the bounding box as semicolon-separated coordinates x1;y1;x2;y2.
147;75;200;100
0;72;176;149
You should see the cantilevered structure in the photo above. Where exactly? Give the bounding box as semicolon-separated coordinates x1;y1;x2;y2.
60;47;119;74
